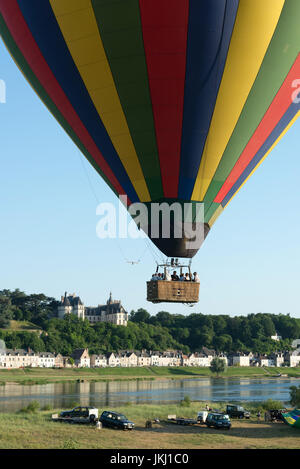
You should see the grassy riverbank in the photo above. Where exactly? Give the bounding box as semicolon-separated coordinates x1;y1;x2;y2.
0;366;299;386
0;401;299;449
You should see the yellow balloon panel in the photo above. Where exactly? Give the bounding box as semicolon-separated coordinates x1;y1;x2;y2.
50;0;151;202
191;0;285;202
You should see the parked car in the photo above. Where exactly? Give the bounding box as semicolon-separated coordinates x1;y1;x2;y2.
197;411;208;424
226;404;250;419
99;411;134;430
205;412;231;430
59;406;98;423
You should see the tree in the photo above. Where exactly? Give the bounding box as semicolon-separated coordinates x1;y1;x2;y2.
274;314;300;340
21;332;45;352
4;331;22;349
213;334;232;352
150;311;174;327
180;395;191;407
0;295;14;328
260;314;276;337
289;385;300;407
210;357;226;377
173;327;189;343
212;316;227;335
129;308;151;323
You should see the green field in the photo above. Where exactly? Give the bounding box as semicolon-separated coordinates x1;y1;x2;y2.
0;366;299;386
0;401;299;449
0;320;42;332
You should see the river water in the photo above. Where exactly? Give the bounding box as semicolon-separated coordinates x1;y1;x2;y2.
0;377;298;412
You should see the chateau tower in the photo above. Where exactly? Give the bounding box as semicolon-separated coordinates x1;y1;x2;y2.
57;292;85;320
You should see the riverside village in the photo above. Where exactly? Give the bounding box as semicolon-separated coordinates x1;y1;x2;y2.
1;291;300;370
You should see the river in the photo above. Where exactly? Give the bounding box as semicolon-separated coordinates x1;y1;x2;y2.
0;377;298;412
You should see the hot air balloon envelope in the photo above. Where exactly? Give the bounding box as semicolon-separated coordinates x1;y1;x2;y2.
0;0;299;260
282;409;300;428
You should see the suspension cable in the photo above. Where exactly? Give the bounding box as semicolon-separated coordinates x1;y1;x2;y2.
77;150;157;265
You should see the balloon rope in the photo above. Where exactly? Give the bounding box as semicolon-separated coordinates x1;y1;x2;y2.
77;150;100;205
77;150;151;265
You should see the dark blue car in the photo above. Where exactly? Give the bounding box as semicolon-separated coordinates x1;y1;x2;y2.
100;411;134;430
205;412;231;430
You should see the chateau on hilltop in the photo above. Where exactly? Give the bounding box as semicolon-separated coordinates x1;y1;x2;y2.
58;292;128;326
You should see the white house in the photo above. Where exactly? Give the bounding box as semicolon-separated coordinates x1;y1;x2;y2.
191;349;216;367
270;352;285;367
271;332;282;341
191;354;209;367
291;339;300;349
150;351;161;366
181;354;192;366
0;349;40;368
287;351;300;367
72;349;90;368
0;350;7;368
232;354;251;367
258;355;275;367
107;352;120;367
38;352;55;368
156;353;172;367
118;351;138;367
90;354;107;368
136;351;151;367
164;351;181;367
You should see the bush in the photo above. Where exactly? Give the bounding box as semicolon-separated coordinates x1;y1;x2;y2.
210;357;226;376
41;404;53;411
68;401;80;408
261;399;283;411
62;438;79;449
180;395;191;407
290;385;300;407
19;400;40;413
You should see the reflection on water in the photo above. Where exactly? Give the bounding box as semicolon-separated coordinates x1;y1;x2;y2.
0;377;298;412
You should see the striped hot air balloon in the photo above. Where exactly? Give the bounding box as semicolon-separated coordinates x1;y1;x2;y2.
282;408;300;428
0;0;299;258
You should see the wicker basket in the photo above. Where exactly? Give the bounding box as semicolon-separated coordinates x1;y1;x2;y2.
147;281;199;303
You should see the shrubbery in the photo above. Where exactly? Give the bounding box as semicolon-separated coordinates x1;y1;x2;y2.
180;395;191;407
290;385;300;407
19;400;40;413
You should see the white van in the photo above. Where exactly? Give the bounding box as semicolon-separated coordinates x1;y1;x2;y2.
197;411;208;424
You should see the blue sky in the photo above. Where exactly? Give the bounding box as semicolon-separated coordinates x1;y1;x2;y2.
0;39;299;318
